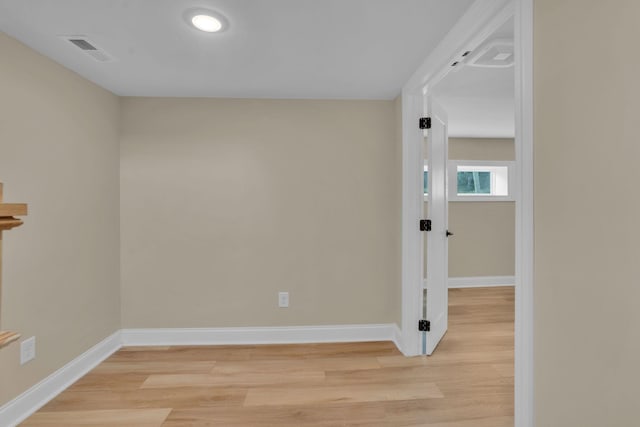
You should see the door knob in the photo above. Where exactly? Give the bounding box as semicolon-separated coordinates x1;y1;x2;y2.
446;230;454;237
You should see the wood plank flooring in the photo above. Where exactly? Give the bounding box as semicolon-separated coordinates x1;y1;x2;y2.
22;287;514;426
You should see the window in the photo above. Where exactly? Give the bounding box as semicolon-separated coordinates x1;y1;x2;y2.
424;160;515;201
457;170;492;194
449;160;515;201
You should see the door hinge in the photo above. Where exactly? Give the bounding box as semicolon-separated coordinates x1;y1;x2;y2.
418;319;431;332
420;219;431;231
419;117;431;130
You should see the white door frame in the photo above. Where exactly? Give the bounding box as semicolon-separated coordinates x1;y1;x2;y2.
399;1;533;426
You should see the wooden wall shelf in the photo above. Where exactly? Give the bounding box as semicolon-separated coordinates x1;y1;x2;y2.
0;331;20;348
0;203;28;217
0;216;24;231
0;183;28;349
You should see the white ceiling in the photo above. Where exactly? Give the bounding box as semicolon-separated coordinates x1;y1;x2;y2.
0;0;474;99
433;18;515;138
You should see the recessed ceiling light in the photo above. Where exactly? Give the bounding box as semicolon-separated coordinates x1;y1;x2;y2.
191;14;222;32
184;8;228;34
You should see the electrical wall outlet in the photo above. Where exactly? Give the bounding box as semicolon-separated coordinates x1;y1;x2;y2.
20;336;36;365
278;292;289;308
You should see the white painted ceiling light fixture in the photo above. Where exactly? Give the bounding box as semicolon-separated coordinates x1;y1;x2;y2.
184;8;228;33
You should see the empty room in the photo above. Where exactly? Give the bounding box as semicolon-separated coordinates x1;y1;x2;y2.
1;1;639;426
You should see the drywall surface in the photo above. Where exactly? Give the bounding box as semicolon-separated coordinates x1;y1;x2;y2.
120;97;400;327
448;201;515;277
534;1;640;425
424;138;515;278
0;33;120;406
449;137;514;161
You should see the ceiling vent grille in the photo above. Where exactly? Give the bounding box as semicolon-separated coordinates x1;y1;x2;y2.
465;38;514;68
61;36;115;63
69;38;97;51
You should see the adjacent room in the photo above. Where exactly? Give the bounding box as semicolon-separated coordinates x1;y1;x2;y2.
420;13;516;383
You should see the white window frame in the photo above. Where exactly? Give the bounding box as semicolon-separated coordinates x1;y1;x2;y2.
449;160;516;202
425;160;517;202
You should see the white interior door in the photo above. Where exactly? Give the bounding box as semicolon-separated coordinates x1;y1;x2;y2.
425;97;449;355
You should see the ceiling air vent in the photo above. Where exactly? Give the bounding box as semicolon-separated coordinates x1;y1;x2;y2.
69;38;97;50
61;36;115;63
465;38;514;68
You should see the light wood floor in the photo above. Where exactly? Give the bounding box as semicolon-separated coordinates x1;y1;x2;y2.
23;287;514;426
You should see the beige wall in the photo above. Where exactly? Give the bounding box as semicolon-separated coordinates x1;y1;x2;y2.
0;33;121;406
449;137;514;161
448;201;515;277
120;97;401;327
534;1;640;425
425;138;515;278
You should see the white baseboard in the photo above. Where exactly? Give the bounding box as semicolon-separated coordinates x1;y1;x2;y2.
448;276;515;288
0;331;122;427
121;324;400;347
391;324;403;352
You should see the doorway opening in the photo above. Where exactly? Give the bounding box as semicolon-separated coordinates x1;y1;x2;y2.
423;16;516;354
400;0;533;426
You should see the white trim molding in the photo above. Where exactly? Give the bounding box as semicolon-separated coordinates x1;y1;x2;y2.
514;0;535;425
391;324;403;352
448;276;515;288
121;324;399;347
0;332;122;427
